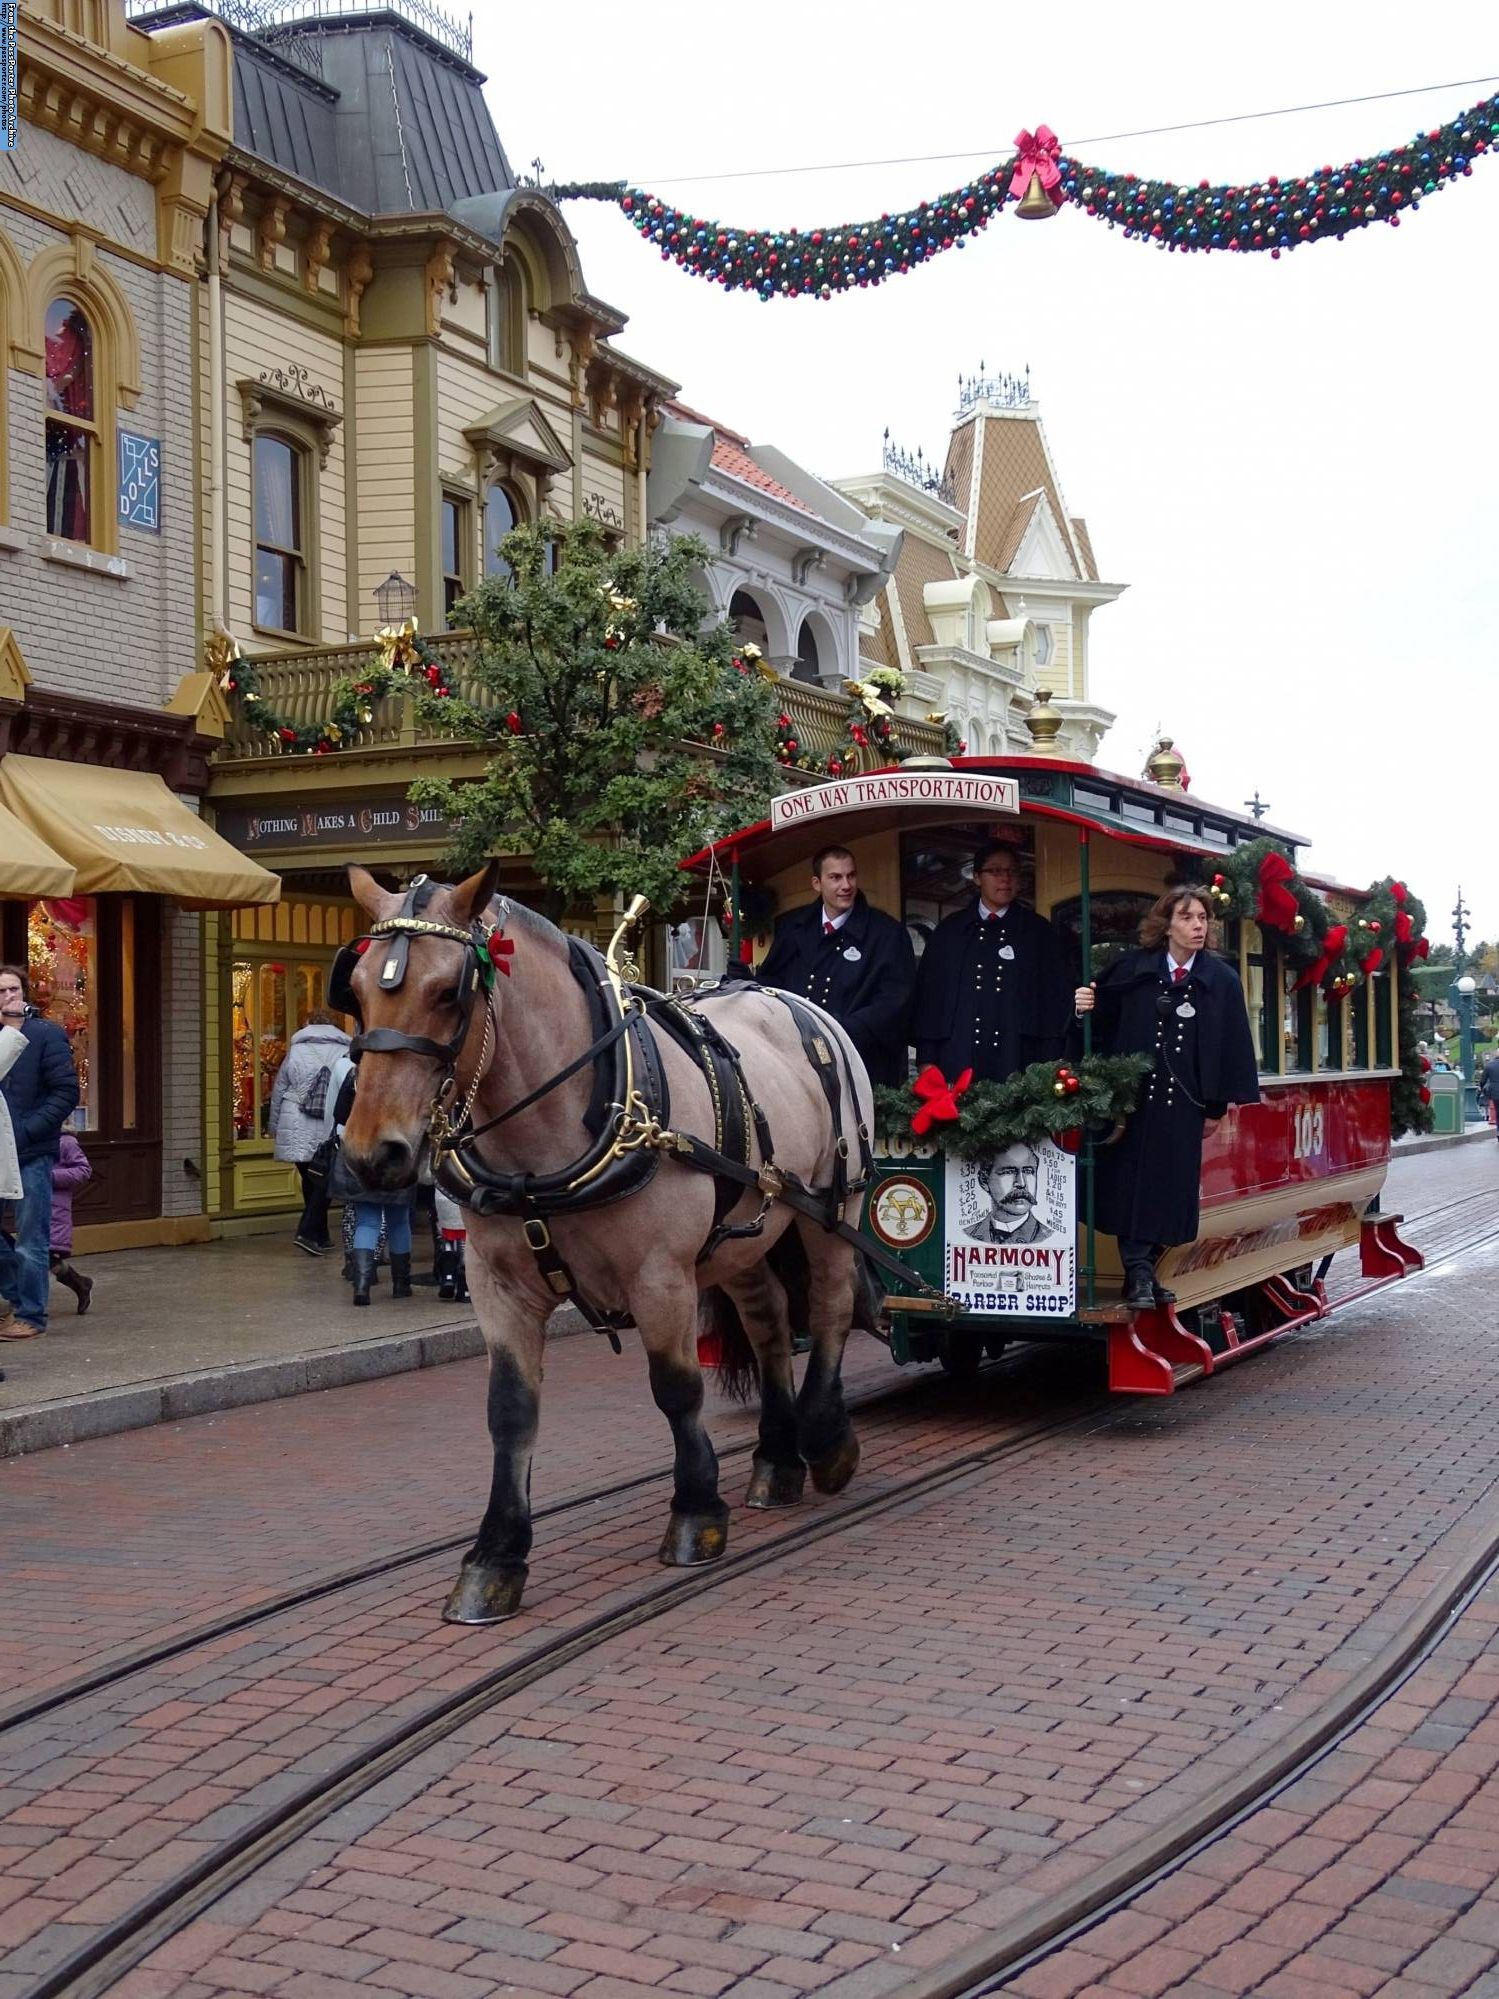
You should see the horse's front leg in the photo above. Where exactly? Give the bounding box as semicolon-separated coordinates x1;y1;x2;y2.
443;1253;548;1625
634;1271;729;1567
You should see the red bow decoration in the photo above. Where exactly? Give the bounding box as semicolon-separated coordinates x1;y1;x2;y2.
1360;947;1384;975
1255;850;1299;933
486;930;515;978
1391;881;1407;904
910;1064;973;1136
1295;922;1347;991
1412;935;1430;961
1394;910;1414;945
1011;126;1062;203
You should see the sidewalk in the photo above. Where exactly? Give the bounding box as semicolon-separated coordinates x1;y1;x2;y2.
0;1230;490;1459
1394;1117;1494;1156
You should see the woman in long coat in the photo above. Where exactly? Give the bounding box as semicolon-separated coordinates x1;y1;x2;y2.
0;1024;24;1343
1076;885;1260;1309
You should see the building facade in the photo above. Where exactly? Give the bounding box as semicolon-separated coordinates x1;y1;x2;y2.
119;0;678;1222
836;371;1123;762
0;0;280;1247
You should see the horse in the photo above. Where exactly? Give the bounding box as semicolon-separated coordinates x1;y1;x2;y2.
336;861;875;1624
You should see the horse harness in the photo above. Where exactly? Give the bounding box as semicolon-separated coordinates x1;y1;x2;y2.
331;881;943;1341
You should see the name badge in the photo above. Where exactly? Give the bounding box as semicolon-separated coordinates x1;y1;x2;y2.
998;944;1016;961
1176;1001;1196;1019
843;945;862;963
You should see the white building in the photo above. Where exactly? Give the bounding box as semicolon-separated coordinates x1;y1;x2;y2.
835;371;1122;761
648;401;902;684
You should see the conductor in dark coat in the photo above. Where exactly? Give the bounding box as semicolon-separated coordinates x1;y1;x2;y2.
912;842;1071;1084
1076;884;1261;1309
727;844;915;1087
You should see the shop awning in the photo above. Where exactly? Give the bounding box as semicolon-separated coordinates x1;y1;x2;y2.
0;755;281;907
0;801;76;899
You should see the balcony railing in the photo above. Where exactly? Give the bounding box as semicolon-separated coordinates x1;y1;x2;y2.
218;636;946;769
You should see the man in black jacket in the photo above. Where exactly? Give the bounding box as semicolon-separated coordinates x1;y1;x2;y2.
912;842;1071;1084
728;845;915;1086
0;963;81;1339
1481;1048;1499;1143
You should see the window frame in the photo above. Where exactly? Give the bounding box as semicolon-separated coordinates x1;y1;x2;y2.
441;487;472;622
44;294;108;553
482;478;525;579
250;425;320;643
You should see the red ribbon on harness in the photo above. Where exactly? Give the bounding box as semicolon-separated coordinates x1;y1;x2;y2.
910;1064;973;1135
486;930;515;978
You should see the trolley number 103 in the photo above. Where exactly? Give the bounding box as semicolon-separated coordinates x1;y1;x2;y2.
1292;1102;1326;1161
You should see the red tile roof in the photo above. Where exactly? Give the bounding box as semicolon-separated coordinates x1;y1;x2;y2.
663;398;813;514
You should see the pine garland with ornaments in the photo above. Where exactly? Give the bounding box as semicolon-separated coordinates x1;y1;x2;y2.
874;1053;1153;1160
552;92;1498;297
219;622;458;756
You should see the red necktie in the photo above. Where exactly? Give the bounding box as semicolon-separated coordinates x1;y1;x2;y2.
1172;964;1188;984
824;922;835;936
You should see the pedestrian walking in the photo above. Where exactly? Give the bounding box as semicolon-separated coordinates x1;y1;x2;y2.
1480;1048;1499;1141
49;1130;94;1314
0;1019;24;1351
268;1010;352;1256
1074;885;1260;1309
0;963;80;1341
328;1061;415;1306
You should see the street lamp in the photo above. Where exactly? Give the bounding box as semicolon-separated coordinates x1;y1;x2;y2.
1455;973;1478;1121
374;571;417;627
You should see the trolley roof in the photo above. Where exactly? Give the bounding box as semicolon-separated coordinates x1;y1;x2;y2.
683;756;1311;882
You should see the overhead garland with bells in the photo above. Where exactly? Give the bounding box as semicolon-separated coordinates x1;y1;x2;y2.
212;623;459;755
552;91;1498;297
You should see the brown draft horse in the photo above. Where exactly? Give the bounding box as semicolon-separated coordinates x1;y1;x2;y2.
339;862;873;1624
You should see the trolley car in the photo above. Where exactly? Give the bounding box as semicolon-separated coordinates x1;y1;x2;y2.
682;756;1424;1395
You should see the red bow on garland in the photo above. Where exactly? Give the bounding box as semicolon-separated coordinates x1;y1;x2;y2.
911;1064;973;1135
1256;850;1300;932
1295;921;1347;991
1360;946;1384;975
1010;126;1062;203
1394;910;1414;946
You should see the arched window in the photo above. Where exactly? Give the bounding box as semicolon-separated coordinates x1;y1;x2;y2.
45;299;97;544
792;620;821;685
729;589;770;656
483;482;521;578
253;432;309;636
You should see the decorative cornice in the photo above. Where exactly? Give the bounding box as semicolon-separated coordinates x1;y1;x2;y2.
237;365;343;465
0;685;217;793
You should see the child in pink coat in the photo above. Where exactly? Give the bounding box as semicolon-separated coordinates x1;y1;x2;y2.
50;1132;94;1314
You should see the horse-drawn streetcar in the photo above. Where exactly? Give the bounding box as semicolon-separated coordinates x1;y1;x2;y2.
684;754;1429;1396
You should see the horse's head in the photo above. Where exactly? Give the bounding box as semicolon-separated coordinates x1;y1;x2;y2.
337;859;501;1190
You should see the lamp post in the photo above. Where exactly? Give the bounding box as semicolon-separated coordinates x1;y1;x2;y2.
374;571;417;628
1454;973;1479;1120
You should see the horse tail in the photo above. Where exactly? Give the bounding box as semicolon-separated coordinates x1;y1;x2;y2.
697;1288;760;1404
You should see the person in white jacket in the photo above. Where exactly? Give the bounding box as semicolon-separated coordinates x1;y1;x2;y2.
267;1011;351;1256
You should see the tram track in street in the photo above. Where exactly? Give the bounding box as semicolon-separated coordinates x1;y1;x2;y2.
17;1221;1499;1999
15;1395;1128;1999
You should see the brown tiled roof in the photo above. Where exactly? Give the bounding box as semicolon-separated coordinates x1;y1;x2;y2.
890;534;959;649
859;595;898;669
662;397;811;514
994;490;1043;573
1071;517;1099;580
943;422;975;524
969;412;1080;579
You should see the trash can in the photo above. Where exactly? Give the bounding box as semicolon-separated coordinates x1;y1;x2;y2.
1427;1069;1463;1135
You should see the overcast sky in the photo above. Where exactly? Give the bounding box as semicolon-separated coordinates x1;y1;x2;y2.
475;1;1498;947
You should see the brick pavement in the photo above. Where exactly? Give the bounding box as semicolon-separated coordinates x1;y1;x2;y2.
999;1572;1499;1998
19;1229;1493;1999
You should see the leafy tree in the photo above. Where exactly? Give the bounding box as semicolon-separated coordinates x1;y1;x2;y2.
409;521;782;917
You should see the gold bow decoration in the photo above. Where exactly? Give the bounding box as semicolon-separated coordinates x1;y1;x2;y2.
740;641;779;686
204;630;242;688
376;618;421;671
847;678;893;720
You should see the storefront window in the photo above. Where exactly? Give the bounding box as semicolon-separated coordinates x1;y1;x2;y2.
232;956;333;1141
120;899;138;1128
668;918;725;988
28;898;96;1128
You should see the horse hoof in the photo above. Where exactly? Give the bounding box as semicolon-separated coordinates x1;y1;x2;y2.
745;1456;806;1509
659;1507;729;1567
808;1433;860;1495
442;1561;528;1624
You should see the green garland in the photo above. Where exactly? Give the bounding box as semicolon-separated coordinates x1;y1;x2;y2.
874;1053;1152;1159
224;632;458;755
552;92;1497;297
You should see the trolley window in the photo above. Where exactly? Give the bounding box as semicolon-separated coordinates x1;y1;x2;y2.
1282;956;1314;1073
1238;921;1275;1072
1373;972;1394;1068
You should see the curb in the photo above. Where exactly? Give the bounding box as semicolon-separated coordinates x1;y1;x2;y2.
1394;1124;1494;1156
0;1319;487;1462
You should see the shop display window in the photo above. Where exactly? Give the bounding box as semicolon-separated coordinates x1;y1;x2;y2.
668;917;725;989
27;898;96;1128
231;956;331;1141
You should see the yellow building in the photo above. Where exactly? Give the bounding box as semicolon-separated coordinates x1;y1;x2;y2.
117;0;678;1221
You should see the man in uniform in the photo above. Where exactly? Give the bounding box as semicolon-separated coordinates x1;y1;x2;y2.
912;841;1071;1083
727;844;915;1086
